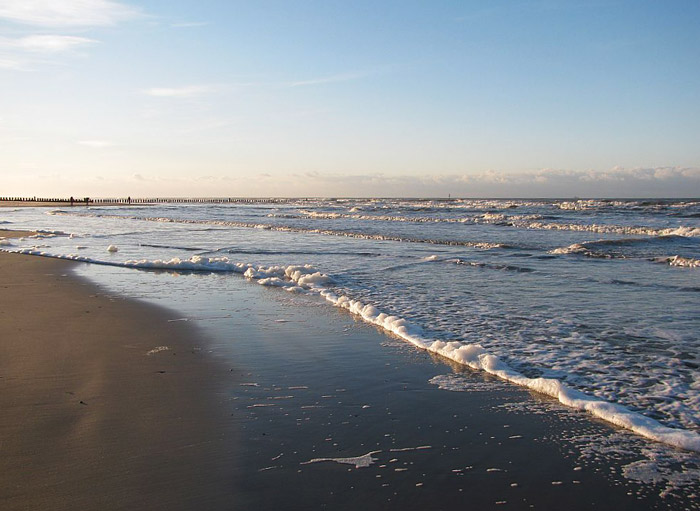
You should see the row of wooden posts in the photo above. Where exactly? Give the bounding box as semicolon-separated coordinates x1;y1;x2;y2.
0;197;292;205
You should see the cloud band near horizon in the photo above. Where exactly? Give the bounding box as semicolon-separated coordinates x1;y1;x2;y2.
4;167;698;199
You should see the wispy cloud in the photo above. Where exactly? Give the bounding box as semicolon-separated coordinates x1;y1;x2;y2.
0;34;98;70
1;35;97;53
286;72;366;88
0;1;139;71
142;85;219;98
0;0;141;27
140;73;366;100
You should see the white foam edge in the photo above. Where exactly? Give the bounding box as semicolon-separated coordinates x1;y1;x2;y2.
3;247;699;452
316;288;700;452
659;255;700;268
0;248;256;274
0;249;328;294
301;450;381;469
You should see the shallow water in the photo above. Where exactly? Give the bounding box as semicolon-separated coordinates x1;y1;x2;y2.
1;199;698;441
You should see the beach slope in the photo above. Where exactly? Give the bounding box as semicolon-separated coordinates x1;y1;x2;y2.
0;231;237;510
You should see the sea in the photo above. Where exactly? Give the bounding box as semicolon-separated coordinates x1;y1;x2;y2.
1;198;699;501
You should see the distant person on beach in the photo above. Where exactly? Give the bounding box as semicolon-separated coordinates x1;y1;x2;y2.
70;196;74;206
128;196;131;205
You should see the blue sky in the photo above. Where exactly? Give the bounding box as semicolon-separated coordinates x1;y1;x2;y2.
1;0;699;197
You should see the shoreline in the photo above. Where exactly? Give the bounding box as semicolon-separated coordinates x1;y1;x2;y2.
0;230;239;510
7;220;695;453
1;228;696;509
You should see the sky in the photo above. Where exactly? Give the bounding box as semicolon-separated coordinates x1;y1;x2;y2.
1;0;699;198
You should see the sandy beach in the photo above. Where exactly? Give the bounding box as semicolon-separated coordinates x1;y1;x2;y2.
0;230;238;510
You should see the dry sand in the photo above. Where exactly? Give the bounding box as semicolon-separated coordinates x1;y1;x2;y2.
0;230;239;510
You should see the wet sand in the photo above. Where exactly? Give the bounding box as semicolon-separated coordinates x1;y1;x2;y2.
181;279;680;511
0;230;238;510
79;259;690;510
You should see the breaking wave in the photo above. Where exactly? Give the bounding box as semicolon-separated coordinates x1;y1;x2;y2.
293;209;700;238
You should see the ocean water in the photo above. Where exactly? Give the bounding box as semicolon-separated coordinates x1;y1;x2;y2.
1;199;699;456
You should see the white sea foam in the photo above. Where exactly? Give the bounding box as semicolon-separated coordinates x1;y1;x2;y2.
301;450;381;469
550;243;619;258
429;374;508;392
243;264;332;292
146;346;169;355
35;229;70;237
566;431;700;499
2;248;256;274
622;451;700;498
660;255;700;268
553;243;700;267
529;222;700;238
